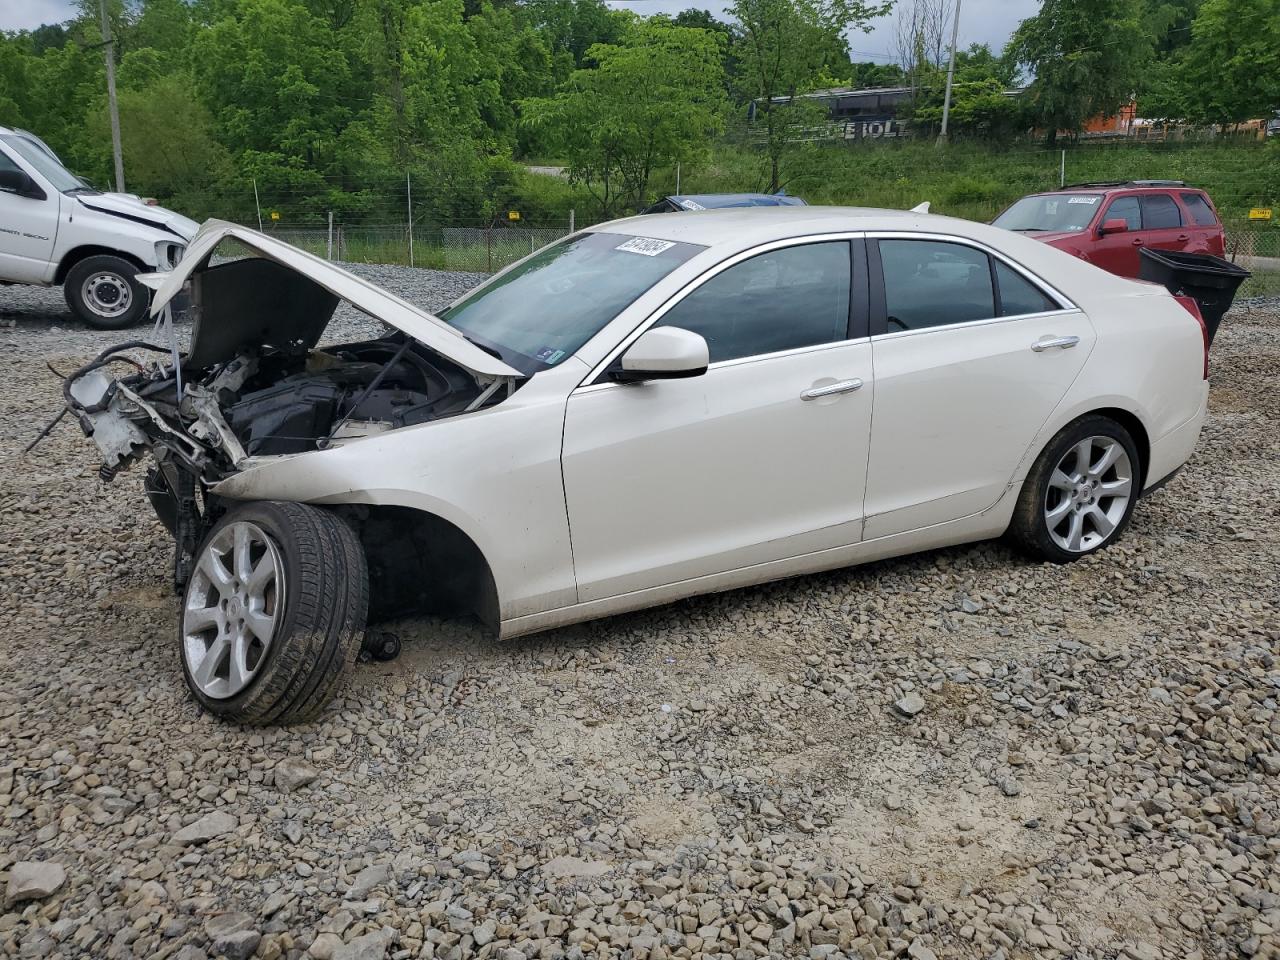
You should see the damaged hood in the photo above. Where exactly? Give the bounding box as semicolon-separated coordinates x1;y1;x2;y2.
145;220;521;380
77;192;200;241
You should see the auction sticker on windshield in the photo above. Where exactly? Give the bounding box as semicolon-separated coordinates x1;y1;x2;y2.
1068;196;1099;204
616;237;677;256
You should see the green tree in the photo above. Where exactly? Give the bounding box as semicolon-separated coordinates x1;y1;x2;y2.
522;21;727;217
1008;0;1151;146
908;44;1019;138
1150;0;1280;125
730;0;890;191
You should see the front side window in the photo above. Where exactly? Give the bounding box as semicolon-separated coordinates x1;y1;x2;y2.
1104;196;1142;231
1181;193;1217;226
654;241;851;364
879;239;995;331
440;231;703;374
1139;194;1183;229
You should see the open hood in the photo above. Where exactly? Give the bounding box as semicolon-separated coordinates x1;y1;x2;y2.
77;192;200;241
145;220;521;380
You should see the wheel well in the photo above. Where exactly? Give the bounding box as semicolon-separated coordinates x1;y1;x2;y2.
334;505;499;633
1090;407;1150;490
54;246;147;285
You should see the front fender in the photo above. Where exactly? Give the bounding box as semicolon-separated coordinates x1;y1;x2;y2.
209;401;578;621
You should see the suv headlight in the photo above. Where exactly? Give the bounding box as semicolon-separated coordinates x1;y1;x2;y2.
155;241;186;269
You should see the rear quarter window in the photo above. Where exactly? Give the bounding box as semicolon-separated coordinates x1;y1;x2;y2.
1181;193;1219;226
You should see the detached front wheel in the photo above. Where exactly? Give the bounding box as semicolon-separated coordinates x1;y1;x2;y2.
180;501;368;725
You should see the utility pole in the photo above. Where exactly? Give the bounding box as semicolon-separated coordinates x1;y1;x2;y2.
99;0;125;192
936;0;962;146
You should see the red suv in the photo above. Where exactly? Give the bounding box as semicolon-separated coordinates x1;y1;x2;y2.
992;180;1225;278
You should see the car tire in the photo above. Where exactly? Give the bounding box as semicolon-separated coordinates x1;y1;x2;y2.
63;254;150;329
178;501;369;725
1008;414;1142;563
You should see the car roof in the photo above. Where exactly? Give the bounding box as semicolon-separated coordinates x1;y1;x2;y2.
592;205;922;247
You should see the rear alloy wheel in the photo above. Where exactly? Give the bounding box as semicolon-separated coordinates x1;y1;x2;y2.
63;254;150;329
1009;415;1141;562
180;501;368;724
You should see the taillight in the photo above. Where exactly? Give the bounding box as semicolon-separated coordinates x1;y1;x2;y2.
1175;294;1209;379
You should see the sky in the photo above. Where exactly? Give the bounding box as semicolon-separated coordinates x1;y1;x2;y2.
1;0;1040;60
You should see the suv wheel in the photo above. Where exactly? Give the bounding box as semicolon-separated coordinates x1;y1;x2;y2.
179;501;369;725
1008;414;1141;562
63;254;150;329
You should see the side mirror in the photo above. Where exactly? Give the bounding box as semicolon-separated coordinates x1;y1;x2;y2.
611;326;709;383
1099;218;1129;236
0;168;46;201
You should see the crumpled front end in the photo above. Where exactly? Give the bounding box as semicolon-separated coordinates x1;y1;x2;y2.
59;220;522;589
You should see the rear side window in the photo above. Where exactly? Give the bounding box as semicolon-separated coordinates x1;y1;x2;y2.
995;261;1058;316
1105;196;1142;231
1181;192;1218;226
879;239;995;331
1139;194;1183;229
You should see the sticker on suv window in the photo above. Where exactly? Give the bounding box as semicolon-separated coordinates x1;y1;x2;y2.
1068;196;1099;204
616;237;676;256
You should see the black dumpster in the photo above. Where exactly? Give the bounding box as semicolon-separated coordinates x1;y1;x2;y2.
1138;248;1250;345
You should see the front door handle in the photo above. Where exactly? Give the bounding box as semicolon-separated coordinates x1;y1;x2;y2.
1132;238;1144;246
1031;335;1080;352
801;378;863;401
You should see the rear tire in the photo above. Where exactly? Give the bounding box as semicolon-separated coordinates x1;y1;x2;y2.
179;501;368;725
1008;415;1141;563
63;254;150;329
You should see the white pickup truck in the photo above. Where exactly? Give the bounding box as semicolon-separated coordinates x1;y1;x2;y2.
0;126;197;329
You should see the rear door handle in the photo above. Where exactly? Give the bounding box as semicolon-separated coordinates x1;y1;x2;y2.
1031;335;1080;352
801;378;863;401
1177;234;1190;242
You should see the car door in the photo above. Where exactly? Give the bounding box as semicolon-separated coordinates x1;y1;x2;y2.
1091;194;1144;275
1138;193;1190;260
1178;192;1226;257
0;144;59;283
561;238;875;602
863;235;1094;540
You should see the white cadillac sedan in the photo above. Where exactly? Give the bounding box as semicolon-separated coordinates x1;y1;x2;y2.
64;208;1210;724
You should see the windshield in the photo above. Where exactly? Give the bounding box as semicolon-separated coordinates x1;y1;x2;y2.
0;134;88;193
993;194;1103;233
440;231;704;373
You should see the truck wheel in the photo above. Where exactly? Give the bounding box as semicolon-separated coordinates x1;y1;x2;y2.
63;254;150;329
179;501;369;725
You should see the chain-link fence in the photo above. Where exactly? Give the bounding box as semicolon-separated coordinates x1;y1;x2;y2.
260;221;574;274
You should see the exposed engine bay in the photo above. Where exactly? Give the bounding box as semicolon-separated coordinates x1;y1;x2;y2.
64;334;508;586
70;335;490;479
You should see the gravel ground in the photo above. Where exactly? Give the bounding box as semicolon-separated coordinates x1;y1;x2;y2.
1;269;1278;960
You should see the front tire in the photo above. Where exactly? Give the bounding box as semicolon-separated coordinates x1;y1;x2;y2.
63;254;150;329
179;501;368;725
1008;415;1141;563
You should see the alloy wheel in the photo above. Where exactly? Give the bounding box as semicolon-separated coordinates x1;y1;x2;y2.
1043;436;1133;553
182;522;284;699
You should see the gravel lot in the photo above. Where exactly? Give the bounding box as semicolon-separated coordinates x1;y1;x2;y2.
1;268;1278;960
